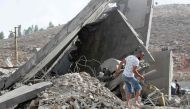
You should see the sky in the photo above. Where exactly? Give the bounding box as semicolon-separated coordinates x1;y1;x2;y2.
0;0;190;38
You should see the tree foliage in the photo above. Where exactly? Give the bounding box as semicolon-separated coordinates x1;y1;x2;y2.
22;22;56;36
34;25;39;32
24;25;35;35
0;32;4;39
48;22;54;28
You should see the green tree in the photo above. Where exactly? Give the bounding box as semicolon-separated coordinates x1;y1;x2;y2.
48;21;54;28
24;26;34;35
8;32;14;38
0;32;4;39
39;28;44;31
24;29;28;35
34;25;39;32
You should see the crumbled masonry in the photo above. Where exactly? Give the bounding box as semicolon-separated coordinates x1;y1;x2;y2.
38;72;126;109
0;0;189;109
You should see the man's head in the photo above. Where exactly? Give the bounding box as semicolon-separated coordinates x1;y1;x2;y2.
175;80;177;83
135;50;144;60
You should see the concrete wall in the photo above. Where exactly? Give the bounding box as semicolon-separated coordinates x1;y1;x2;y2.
145;51;173;99
0;82;52;108
112;0;154;48
78;9;154;73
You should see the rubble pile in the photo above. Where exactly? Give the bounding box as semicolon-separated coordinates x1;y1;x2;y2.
38;72;126;109
142;84;167;106
1;0;190;109
0;68;17;79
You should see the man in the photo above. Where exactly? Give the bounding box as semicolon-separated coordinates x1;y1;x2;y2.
175;80;180;95
114;50;144;107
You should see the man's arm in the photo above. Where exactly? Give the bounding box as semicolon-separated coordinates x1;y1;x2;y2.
114;59;126;77
133;66;144;80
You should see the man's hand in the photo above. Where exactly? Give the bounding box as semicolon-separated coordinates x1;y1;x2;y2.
137;75;144;81
114;59;126;78
133;66;145;80
113;71;120;78
139;75;144;80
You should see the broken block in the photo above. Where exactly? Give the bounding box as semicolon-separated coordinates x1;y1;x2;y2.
0;82;52;108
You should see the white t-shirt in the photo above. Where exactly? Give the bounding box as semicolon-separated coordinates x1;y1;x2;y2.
123;55;139;77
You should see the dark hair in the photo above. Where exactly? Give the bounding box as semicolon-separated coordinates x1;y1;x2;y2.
134;47;144;55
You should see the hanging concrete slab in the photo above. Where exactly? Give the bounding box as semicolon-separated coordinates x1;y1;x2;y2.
112;0;154;48
0;0;110;90
78;9;154;67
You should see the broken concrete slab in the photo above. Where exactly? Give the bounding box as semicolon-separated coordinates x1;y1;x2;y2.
50;42;78;76
21;1;109;82
0;0;111;90
112;0;154;48
21;1;154;82
4;57;13;67
100;58;121;73
78;9;154;72
0;82;52;109
107;73;123;91
145;51;173;99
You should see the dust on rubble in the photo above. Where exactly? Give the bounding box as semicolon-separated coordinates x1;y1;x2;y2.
38;72;126;109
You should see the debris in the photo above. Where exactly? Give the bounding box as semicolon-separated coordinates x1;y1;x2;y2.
4;57;13;67
107;72;123;91
0;68;17;78
142;84;166;106
38;72;126;108
100;58;121;73
0;0;181;109
0;82;52;108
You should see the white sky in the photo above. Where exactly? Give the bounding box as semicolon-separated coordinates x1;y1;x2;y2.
0;0;190;37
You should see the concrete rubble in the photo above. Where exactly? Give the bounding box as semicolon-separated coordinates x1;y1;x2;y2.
0;82;52;108
0;0;190;109
0;68;17;79
38;72;126;109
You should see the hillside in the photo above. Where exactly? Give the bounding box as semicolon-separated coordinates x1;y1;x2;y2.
150;4;190;80
0;26;63;66
0;4;190;80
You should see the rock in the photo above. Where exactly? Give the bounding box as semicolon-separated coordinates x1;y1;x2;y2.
38;72;126;108
100;58;121;73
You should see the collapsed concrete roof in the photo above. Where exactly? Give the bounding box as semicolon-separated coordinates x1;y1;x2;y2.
0;0;110;89
0;0;173;99
0;0;154;89
77;9;154;65
49;9;155;77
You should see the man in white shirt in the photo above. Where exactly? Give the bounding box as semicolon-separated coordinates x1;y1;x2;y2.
115;50;144;107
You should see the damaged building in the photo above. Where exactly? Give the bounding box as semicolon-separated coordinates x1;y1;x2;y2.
0;0;175;108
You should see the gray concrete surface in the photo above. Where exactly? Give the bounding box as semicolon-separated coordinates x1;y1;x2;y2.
78;9;154;71
112;0;154;48
100;58;121;73
0;0;111;90
145;51;173;99
0;82;52;108
0;0;155;91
